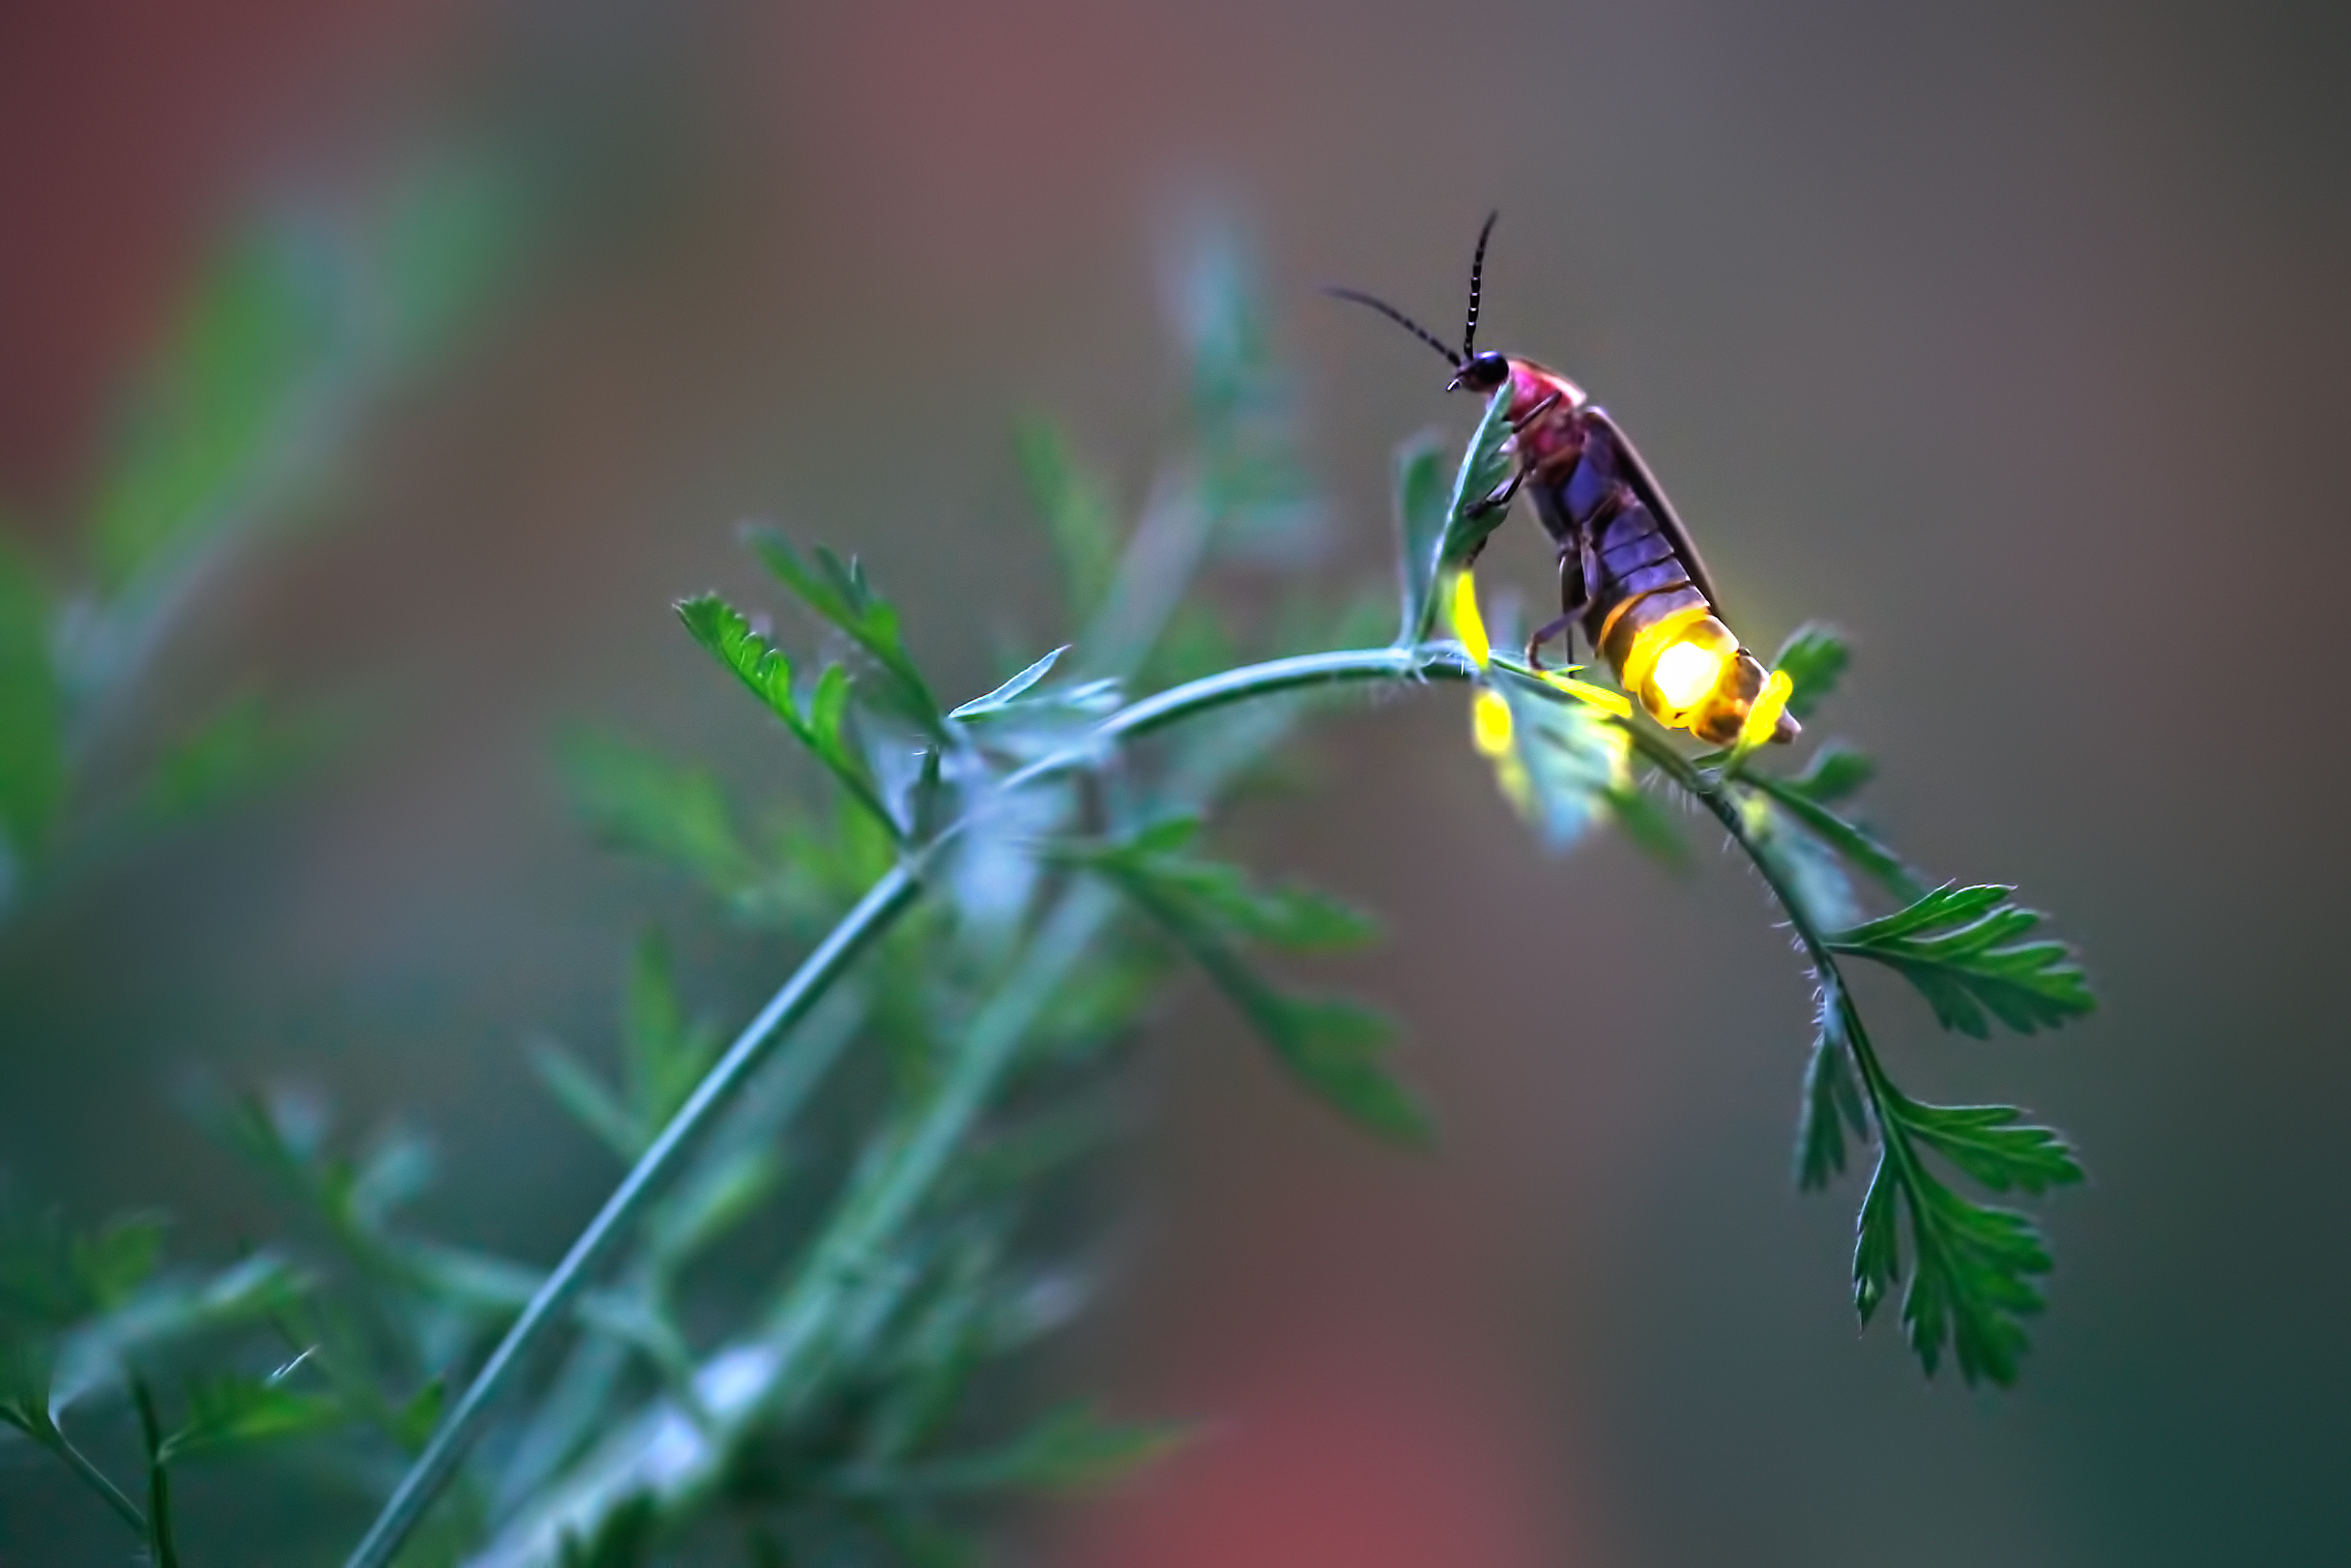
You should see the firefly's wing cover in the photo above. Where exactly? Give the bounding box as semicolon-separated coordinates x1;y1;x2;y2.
1585;407;1726;622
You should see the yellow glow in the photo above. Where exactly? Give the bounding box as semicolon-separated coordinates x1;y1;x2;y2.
1738;669;1795;748
1493;749;1533;814
1470;688;1515;756
1470;689;1530;812
1538;669;1635;719
1450;571;1491;669
1618;603;1714;701
1651;639;1727;711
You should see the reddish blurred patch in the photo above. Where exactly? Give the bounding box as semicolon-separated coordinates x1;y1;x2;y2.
0;0;459;508
1059;1343;1577;1568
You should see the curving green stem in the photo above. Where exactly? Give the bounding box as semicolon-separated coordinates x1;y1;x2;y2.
35;1419;147;1537
341;643;1474;1568
342;867;917;1568
1614;717;1928;1189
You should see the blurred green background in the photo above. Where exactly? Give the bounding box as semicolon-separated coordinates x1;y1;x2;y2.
3;0;2346;1562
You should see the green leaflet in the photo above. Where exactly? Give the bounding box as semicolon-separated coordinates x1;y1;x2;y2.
558;729;759;905
849;1402;1193;1496
1672;651;2090;1383
1013;419;1121;624
1074;823;1431;1146
1893;1095;2085;1195
642;1147;782;1272
1831;1013;2082;1384
621;934;722;1139
1740;787;1861;931
1829;884;2095;1036
1771;622;1850;722
1391;433;1449;647
366;150;529;366
676;594;797;728
208;1091;545;1321
530;1045;640;1163
159;1371;344;1462
71;1215;170;1313
140;690;343;828
0;1210;169;1409
1795;1002;1870;1191
1852;1153;1902;1327
536;934;724;1162
1093;818;1382;951
1170;231;1321;561
745;531;943;738
1785;740;1875;805
1854;1151;2059;1387
1394;384;1517;649
556;1494;660;1568
87;233;330;591
1740;771;1924;904
1488;665;1680;862
1273;998;1433;1146
675;594;901;838
1437;382;1520;572
0;544;64;869
392;1377;445;1456
36;1246;307;1414
949;645;1071;720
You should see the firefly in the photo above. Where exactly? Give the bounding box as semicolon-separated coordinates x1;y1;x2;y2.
1327;216;1798;747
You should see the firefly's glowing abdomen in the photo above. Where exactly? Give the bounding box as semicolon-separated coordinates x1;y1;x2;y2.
1534;420;1791;746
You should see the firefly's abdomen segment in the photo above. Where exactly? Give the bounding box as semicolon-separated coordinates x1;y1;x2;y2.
1540;418;1794;746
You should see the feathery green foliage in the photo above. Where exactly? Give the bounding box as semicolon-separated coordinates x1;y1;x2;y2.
1391;434;1451;646
746;531;945;738
677;593;903;838
1831;885;2097;1037
5;220;2096;1568
1071;819;1430;1145
1771;621;1852;722
0;544;65;875
329;230;1391;1568
0;161;523;923
1011;420;1120;622
946;645;1072;721
1437;384;1522;571
1394;383;1516;649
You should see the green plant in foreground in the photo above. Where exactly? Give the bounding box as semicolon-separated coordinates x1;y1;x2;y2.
0;157;522;919
9;235;1374;1566
342;381;2085;1564
4;236;2092;1566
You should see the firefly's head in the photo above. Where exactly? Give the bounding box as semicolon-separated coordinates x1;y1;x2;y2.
1449;351;1511;394
1323;211;1509;395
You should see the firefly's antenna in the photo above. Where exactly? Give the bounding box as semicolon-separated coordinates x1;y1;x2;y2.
1463;210;1497;360
1321;286;1464;368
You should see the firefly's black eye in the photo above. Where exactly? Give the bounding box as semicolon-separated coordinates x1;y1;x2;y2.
1455;352;1510;393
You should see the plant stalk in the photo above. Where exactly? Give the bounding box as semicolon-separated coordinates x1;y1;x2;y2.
1616;718;1924;1184
131;1377;179;1568
342;867;917;1568
344;642;1474;1568
36;1420;148;1537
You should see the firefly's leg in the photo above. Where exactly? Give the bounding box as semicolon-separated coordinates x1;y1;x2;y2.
1524;611;1579;669
1571;519;1610;660
1525;545;1589;670
1465;463;1526;520
1511;392;1562;432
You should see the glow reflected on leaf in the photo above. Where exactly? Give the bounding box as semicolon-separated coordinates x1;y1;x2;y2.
1449;570;1492;668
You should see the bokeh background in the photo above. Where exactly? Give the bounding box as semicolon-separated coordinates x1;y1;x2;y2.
5;0;2348;1562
